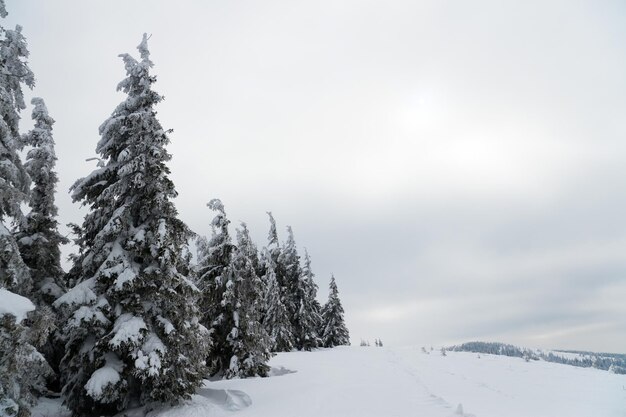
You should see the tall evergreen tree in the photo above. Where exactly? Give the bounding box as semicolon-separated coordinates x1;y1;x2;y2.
16;97;68;306
261;249;293;352
260;214;297;351
0;4;54;416
196;199;235;376
0;1;34;296
225;223;272;378
263;212;281;282
278;226;300;319
294;249;322;350
321;275;350;348
55;34;208;416
197;202;271;378
14;97;69;390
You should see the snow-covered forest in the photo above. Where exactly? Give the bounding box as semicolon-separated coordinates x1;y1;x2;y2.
0;3;350;416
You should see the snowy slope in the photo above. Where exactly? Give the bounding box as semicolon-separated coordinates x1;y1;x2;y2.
32;346;625;417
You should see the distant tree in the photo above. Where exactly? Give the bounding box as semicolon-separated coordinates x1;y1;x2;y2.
320;275;350;347
56;35;208;416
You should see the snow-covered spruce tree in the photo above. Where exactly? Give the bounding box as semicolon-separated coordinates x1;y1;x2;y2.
0;6;54;415
278;227;321;351
294;248;322;351
55;34;209;416
0;0;35;297
263;212;281;280
260;213;297;351
196;199;234;376
224;223;272;378
278;226;299;318
197;202;271;378
16;98;68;306
321;275;350;347
261;248;294;352
14;97;69;392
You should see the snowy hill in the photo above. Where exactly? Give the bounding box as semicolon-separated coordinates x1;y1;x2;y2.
33;346;625;417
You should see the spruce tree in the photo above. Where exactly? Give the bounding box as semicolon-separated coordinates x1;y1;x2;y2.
0;1;35;297
261;249;294;352
56;34;208;416
278;226;300;321
14;97;69;391
261;213;296;351
294;249;322;350
321;275;350;347
0;4;54;415
196;199;235;376
197;199;235;375
279;227;321;351
16;97;68;306
197;202;271;378
226;223;272;378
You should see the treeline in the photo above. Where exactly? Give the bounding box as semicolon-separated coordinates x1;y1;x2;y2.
449;342;626;374
0;5;349;417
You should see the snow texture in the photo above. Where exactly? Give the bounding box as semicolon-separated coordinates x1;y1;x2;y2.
85;354;124;400
0;287;34;321
31;346;626;417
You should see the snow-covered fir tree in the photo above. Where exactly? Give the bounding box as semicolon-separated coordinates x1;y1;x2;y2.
321;275;350;347
196;199;235;376
293;249;322;351
14;97;69;391
262;212;282;286
261;248;294;352
16;97;68;306
225;223;272;378
260;213;297;351
55;34;209;416
0;0;35;297
278;226;300;319
197;201;271;378
0;5;54;415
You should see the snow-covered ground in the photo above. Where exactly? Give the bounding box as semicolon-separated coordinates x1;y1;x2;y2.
32;346;625;417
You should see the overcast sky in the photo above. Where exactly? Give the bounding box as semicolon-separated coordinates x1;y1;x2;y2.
6;0;626;352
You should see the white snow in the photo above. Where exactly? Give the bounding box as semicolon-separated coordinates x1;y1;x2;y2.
114;267;137;290
157;315;175;334
0;288;35;322
84;353;124;400
68;305;110;328
109;314;147;348
53;277;97;307
32;346;626;417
